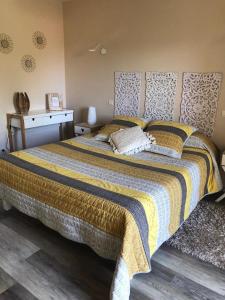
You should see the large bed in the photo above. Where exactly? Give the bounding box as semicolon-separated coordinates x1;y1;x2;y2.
0;133;222;299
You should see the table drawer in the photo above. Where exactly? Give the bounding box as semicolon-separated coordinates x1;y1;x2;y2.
23;113;73;129
74;126;91;135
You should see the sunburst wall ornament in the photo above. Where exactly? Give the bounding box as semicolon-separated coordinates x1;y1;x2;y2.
0;33;14;54
32;31;47;49
21;55;36;72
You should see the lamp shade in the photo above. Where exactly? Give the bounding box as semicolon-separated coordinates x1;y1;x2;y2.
87;106;97;125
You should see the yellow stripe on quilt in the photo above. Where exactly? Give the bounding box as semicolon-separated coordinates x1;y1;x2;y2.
183;147;215;195
0;158;149;276
183;150;207;194
42;143;182;239
62;139;193;227
11;150;159;255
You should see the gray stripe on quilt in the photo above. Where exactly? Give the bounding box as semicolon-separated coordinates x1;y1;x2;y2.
135;151;201;212
59;141;187;224
2;154;151;265
0;183;130;300
183;149;210;194
0;182;121;259
27;147;171;245
77;136;201;218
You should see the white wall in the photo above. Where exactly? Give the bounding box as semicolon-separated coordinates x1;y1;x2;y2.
63;0;225;150
0;0;66;150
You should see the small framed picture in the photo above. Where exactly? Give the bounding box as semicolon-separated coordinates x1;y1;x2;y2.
47;93;63;111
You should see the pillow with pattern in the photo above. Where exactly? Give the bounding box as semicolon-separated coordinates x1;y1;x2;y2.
95;115;147;142
109;126;156;155
145;120;197;158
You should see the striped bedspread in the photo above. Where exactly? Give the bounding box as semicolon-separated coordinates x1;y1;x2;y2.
0;133;222;300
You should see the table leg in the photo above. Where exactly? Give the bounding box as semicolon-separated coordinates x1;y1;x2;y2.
20;116;26;149
59;123;63;140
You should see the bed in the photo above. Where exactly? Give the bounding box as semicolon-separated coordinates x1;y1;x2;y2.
0;133;222;300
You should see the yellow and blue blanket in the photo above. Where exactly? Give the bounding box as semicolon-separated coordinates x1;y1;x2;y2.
0;133;222;299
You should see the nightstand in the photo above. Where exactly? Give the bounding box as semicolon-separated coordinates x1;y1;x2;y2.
216;151;225;202
74;122;103;136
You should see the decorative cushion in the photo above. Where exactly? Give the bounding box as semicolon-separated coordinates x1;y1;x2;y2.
109;126;156;155
145;120;196;158
95;115;147;142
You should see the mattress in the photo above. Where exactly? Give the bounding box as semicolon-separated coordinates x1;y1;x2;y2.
0;133;222;300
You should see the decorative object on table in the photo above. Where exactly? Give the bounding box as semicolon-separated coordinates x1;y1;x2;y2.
13;92;30;114
21;55;36;72
32;31;47;49
114;72;141;117
87;106;97;125
167;195;225;270
180;72;222;137
144;72;177;121
7;109;74;152
0;33;14;54
47;93;63;111
74;122;103;136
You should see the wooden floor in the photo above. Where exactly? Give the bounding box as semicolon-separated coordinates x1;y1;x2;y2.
0;207;224;300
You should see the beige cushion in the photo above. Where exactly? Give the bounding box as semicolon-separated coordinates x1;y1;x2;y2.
109;126;156;155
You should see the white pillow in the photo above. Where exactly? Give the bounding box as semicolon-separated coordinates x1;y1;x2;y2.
109;126;156;155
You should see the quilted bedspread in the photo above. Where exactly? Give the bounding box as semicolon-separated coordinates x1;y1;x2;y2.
0;133;222;299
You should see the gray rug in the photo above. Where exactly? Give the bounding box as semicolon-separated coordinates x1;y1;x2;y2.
166;194;225;269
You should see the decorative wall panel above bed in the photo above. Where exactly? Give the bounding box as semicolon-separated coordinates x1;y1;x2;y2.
144;72;177;121
114;72;141;116
180;72;222;137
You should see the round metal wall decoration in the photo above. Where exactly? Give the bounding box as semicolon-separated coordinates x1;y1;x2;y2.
21;55;36;72
32;31;47;49
0;33;14;54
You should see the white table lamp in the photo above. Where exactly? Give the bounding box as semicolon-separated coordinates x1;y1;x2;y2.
87;106;97;125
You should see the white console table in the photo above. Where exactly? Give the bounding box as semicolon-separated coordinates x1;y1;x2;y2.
7;109;74;152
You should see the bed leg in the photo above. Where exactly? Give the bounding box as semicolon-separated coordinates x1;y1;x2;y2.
2;200;12;211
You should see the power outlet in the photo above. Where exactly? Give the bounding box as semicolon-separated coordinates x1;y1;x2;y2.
108;99;114;106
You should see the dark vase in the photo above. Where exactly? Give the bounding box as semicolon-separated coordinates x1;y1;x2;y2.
13;92;20;113
13;92;30;114
24;92;30;113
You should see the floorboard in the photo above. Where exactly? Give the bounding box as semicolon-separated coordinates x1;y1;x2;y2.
153;247;225;296
0;283;38;300
0;268;15;295
0;208;224;300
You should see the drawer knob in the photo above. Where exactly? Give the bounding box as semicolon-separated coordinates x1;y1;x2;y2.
81;128;84;132
32;118;35;121
50;116;52;119
65;113;67;116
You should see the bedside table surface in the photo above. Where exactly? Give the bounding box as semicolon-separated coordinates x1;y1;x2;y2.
75;122;103;128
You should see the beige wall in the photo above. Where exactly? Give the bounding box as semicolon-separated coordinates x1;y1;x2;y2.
0;0;65;150
63;0;225;150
